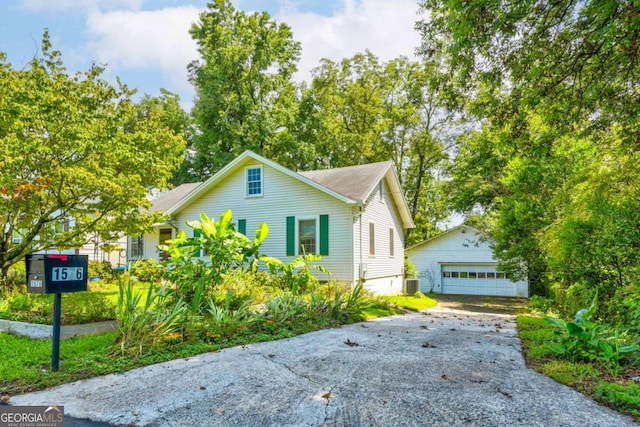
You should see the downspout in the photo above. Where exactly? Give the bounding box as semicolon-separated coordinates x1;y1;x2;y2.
357;203;364;285
167;218;179;232
349;206;355;287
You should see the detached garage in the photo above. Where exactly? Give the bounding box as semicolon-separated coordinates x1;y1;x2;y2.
407;225;528;297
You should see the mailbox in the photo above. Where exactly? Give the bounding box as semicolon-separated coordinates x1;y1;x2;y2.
26;254;88;294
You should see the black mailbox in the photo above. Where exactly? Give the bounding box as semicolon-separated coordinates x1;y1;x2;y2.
26;254;88;294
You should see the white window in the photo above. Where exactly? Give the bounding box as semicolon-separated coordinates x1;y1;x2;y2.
246;166;263;197
299;219;316;254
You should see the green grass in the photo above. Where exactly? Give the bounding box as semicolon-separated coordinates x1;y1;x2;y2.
385;294;438;311
0;282;151;325
363;304;403;319
518;314;640;421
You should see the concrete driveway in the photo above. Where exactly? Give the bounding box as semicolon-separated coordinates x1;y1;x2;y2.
9;299;638;426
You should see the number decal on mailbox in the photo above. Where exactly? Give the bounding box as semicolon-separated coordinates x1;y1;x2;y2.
51;267;84;282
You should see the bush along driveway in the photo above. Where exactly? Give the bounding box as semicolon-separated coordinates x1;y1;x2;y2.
9;305;637;426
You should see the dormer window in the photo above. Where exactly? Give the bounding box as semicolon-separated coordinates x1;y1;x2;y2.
246;166;263;197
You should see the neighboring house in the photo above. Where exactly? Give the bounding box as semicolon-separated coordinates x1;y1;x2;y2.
407;225;528;297
129;150;414;295
12;221;127;267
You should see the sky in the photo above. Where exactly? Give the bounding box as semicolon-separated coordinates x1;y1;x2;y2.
0;0;422;110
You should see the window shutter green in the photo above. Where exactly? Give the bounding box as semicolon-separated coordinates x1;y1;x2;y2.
319;214;329;255
194;230;201;257
238;219;246;235
286;216;295;256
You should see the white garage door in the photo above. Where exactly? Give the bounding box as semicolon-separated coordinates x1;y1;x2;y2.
441;265;517;297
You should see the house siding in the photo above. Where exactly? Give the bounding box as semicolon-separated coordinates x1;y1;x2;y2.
354;179;405;295
170;160;355;282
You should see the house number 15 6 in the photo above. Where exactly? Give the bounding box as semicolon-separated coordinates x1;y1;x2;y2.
51;267;84;282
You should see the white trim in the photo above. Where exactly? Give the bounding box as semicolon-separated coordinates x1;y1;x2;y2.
406;225;487;252
167;150;356;215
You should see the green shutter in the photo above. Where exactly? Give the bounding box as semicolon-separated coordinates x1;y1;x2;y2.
194;230;201;257
238;219;246;235
319;214;329;255
286;216;295;256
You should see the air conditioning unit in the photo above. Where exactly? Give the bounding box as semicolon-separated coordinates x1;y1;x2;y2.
404;278;420;296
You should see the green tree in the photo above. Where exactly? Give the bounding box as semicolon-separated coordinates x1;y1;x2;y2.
0;33;185;288
299;52;456;244
188;0;301;177
420;0;640;300
134;89;194;185
417;0;640;142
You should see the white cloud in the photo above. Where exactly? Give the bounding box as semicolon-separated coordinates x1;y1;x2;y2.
31;0;420;108
275;0;421;81
85;6;201;95
21;0;144;12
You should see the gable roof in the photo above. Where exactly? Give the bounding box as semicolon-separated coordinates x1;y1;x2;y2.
161;150;414;228
406;225;488;252
149;182;202;213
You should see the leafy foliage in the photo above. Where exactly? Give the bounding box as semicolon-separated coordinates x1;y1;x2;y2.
187;0;301;177
298;52;456;244
114;279;186;356
0;32;185;287
129;259;166;284
420;0;640;307
545;295;638;371
262;253;330;294
160;210;268;312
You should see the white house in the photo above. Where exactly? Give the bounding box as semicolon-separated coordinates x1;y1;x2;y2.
407;225;528;297
12;220;127;268
129;151;415;295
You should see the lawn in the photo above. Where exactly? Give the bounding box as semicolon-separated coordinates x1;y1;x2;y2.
0;281;150;325
385;293;438;311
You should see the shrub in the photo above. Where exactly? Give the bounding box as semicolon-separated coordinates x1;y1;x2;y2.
263;292;308;324
89;260;117;283
606;286;640;334
204;293;255;339
0;262;26;295
311;282;378;323
413;290;426;299
550;282;596;319
404;258;417;279
528;295;554;314
0;288;116;325
160;210;269;312
114;279;187;355
262;253;330;294
129;259;166;284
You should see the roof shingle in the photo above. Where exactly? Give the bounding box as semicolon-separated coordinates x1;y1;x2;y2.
299;161;393;202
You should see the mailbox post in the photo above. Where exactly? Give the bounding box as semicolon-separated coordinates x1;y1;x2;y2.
26;254;88;371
